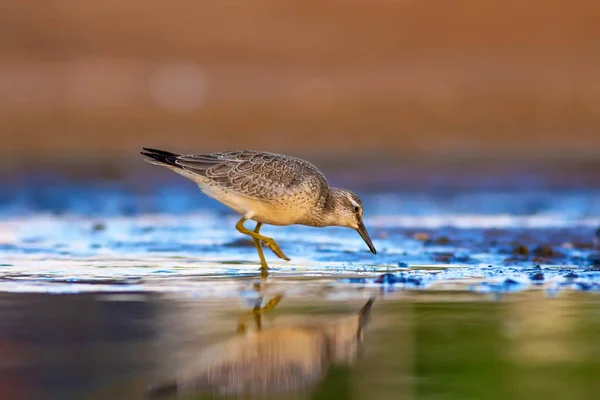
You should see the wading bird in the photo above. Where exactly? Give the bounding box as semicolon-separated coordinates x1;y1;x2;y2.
141;148;376;272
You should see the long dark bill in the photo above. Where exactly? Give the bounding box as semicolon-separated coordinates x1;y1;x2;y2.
356;222;377;254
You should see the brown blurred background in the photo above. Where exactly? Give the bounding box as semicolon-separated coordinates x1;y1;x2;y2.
1;0;599;177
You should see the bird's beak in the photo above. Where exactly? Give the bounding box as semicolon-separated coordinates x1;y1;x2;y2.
356;222;377;254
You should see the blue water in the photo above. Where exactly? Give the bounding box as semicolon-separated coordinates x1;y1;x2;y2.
2;178;600;399
1;180;599;295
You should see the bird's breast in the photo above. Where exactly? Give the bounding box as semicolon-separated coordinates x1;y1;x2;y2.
198;182;319;226
250;197;316;226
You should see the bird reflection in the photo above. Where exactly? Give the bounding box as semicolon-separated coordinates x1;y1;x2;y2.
148;297;375;398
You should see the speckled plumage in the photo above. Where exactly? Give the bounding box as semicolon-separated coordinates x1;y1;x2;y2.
142;149;333;225
141;147;376;269
176;151;328;200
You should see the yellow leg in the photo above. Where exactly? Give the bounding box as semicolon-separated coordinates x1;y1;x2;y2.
236;294;284;333
253;310;262;331
260;294;283;312
252;222;269;270
260;268;269;280
235;218;290;261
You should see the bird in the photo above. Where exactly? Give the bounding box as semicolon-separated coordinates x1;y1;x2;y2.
140;148;376;272
147;297;374;398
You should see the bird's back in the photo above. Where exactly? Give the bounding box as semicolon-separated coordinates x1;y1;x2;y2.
176;151;329;202
142;149;331;225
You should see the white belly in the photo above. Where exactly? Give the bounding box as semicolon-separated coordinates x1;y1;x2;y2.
198;183;300;226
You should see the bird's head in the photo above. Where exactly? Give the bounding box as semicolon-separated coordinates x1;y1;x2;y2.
326;188;376;254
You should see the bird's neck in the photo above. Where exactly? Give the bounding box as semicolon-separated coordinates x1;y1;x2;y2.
309;188;345;227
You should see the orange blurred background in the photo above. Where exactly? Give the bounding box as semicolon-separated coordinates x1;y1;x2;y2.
1;0;599;176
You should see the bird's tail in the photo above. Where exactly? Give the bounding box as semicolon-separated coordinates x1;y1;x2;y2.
140;147;181;167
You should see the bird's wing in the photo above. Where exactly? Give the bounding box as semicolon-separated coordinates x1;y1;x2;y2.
174;151;328;200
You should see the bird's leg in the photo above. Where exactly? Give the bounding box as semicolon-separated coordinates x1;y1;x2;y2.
260;268;269;279
252;222;269;270
261;294;283;312
252;294;283;331
236;294;283;333
235;218;290;261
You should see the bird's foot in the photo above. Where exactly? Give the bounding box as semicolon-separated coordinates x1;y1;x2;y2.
237;293;284;332
260;268;269;279
263;239;290;261
259;262;270;279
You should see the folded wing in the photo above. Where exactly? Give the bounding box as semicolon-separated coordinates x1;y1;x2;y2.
174;151;328;200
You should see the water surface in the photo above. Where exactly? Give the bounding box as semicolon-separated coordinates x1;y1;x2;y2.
1;184;599;399
2;289;600;399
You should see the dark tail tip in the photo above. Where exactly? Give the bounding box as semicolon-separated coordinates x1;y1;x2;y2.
142;147;179;157
140;147;180;166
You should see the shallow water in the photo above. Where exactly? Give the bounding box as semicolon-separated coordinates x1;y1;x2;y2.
2;289;600;400
1;184;600;399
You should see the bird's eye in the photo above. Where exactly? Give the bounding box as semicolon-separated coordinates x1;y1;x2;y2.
353;206;360;213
